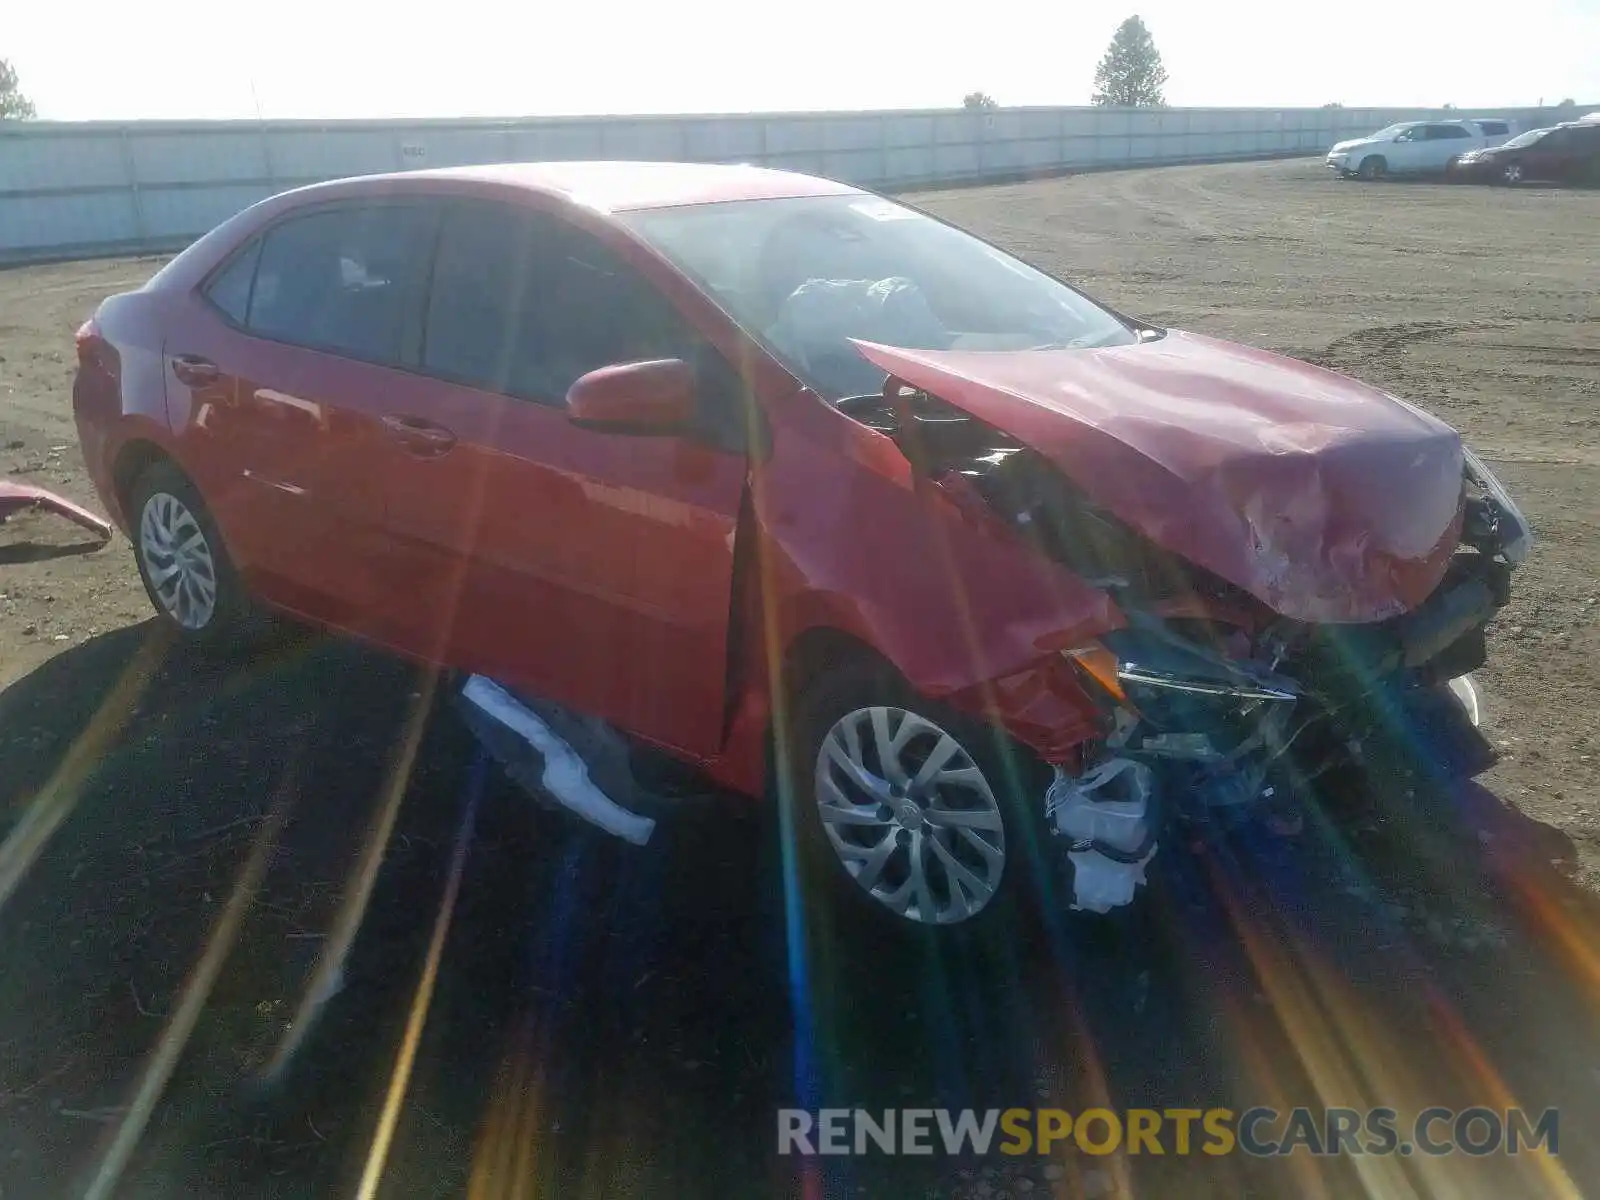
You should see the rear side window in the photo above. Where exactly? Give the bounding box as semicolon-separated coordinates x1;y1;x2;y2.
1428;124;1471;140
203;240;261;324
247;205;436;365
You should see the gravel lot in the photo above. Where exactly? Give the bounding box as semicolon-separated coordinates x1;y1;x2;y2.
1;158;1597;1198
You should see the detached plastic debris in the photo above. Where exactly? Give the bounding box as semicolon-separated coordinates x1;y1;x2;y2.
1067;847;1155;914
0;481;114;541
457;675;656;845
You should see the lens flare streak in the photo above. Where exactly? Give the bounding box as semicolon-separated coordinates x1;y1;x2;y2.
354;750;485;1200
82;781;295;1200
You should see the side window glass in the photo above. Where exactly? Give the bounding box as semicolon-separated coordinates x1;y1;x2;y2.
203;240;261;325
422;204;543;394
247;205;434;364
533;229;702;398
422;203;749;448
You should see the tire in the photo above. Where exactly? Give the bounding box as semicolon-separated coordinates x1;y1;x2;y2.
1495;161;1524;186
780;658;1053;942
1356;155;1387;181
129;459;267;649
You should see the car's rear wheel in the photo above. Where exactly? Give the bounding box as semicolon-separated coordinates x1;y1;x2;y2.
783;660;1046;940
1357;155;1387;180
130;460;265;647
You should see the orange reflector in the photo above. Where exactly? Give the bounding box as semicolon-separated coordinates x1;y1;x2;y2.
1064;644;1130;708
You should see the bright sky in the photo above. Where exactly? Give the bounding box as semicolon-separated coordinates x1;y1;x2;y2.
10;0;1599;120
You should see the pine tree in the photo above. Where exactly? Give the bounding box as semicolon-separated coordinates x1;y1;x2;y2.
0;59;36;120
1091;16;1168;108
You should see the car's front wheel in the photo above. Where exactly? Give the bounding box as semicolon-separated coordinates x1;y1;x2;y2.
1357;155;1388;180
785;660;1043;937
130;460;264;647
1497;162;1524;185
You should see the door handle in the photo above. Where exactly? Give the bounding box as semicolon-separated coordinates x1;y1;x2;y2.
170;354;219;387
381;414;457;455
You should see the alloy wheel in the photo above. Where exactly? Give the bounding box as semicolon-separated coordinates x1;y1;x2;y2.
814;706;1005;925
139;490;218;630
1503;163;1523;184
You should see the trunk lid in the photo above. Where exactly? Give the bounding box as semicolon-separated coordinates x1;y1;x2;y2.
853;331;1464;623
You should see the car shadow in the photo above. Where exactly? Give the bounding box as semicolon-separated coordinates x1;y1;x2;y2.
0;537;110;564
3;631;1600;1198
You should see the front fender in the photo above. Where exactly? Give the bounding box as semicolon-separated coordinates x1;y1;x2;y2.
743;398;1124;772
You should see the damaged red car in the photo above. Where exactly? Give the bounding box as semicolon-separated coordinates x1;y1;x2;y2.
73;162;1531;933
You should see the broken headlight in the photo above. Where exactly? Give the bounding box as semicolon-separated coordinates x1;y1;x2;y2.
1462;447;1532;566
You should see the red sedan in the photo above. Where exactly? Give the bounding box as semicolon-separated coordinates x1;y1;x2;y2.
73;162;1529;933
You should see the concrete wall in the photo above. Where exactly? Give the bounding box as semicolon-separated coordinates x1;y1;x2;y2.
0;104;1588;264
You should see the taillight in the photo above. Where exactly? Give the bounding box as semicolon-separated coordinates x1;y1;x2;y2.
75;316;113;374
75;317;100;360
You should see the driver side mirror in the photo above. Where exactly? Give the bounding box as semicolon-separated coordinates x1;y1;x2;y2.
566;358;696;435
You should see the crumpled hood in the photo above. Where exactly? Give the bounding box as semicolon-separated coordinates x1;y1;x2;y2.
853;331;1465;624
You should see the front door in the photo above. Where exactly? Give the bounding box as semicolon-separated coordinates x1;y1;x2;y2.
381;199;749;757
1385;126;1427;171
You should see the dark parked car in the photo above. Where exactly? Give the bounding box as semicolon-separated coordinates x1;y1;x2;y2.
73;162;1530;934
1448;122;1600;185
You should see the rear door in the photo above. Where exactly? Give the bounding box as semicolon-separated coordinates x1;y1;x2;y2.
1555;126;1600;181
1422;123;1474;169
168;201;439;637
381;199;750;757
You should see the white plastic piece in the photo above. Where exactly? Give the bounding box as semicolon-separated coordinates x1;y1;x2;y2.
461;675;657;846
1068;847;1154;914
1047;758;1151;854
1447;673;1481;727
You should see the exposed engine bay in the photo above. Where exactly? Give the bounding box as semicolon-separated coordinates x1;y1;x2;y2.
838;381;1530;913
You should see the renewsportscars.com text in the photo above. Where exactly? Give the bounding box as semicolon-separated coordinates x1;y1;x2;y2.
776;1107;1559;1158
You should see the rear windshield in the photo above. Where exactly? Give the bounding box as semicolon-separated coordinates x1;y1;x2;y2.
620;194;1135;400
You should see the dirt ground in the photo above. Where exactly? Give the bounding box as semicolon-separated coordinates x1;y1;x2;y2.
0;159;1597;1198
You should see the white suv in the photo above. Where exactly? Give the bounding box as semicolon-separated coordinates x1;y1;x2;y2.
1326;118;1517;179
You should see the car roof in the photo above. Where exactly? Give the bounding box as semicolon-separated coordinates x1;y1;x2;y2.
301;160;865;213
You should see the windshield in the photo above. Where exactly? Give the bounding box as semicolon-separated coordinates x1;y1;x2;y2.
1500;127;1550;149
1369;122;1416;140
621;194;1136;400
